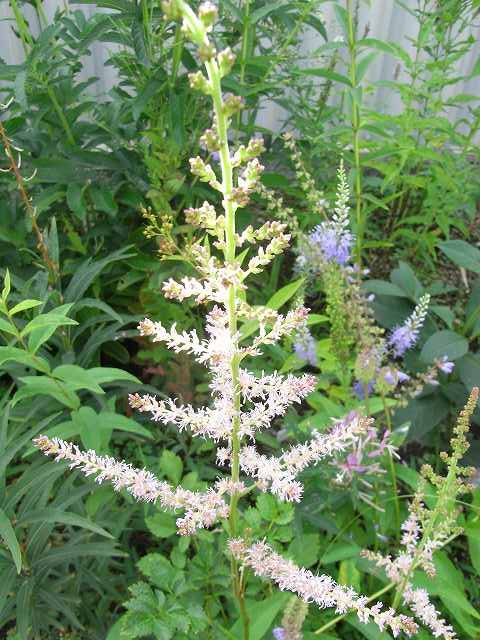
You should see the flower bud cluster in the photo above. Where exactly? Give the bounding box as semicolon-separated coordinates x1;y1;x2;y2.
361;388;479;639
283;132;328;216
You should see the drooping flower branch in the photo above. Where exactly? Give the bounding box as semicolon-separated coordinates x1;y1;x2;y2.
229;539;417;637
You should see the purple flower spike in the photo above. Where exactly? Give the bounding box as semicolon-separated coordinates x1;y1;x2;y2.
353;380;375;400
388;294;430;358
310;223;353;265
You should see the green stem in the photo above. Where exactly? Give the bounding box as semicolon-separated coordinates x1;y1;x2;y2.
9;0;34;53
180;4;249;635
45;85;76;145
381;392;401;538
314;582;395;635
345;0;363;264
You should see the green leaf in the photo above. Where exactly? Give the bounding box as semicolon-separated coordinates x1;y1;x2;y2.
457;353;480;388
390;262;423;300
321;542;360;564
0;317;18;336
439;240;480;274
12;376;80;410
356;51;377;83
87;367;141;385
66;183;87;220
9;299;42;315
0;346;50;373
2;269;11;300
333;4;349;40
21;313;77;338
27;303;76;353
288;533;319;568
89;184;118;216
420;330;469;363
363;280;408;298
64;247;135;303
358;38;411;65
0;507;22;573
250;0;288;24
159;449;183;485
230;592;290;640
17;508;113;538
16;579;34;640
266;278;304;310
137;553;173;587
145;511;177;538
297;67;351;86
53;364;105;394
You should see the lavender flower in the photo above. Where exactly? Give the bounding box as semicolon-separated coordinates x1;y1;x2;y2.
389;294;430;357
273;628;286;640
353;379;375;399
438;356;454;374
309;223;353;265
296;160;354;270
293;324;317;366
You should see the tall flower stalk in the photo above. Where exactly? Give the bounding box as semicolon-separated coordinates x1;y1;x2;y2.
35;2;423;638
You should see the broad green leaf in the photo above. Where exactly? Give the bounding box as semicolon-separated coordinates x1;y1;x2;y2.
145;511;177;538
87;367;140;385
457;353;480;388
0;317;18;336
0;346;50;373
390;262;423;300
53;364;105;394
13;376;80;409
439;240;480;274
21;313;78;337
321;542;360;564
230;592;290;640
344;614;391;640
27;303;75;353
288;533;319;568
420;330;468;363
159;449;183;485
363;280;408;298
0;507;22;573
9;299;42;315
